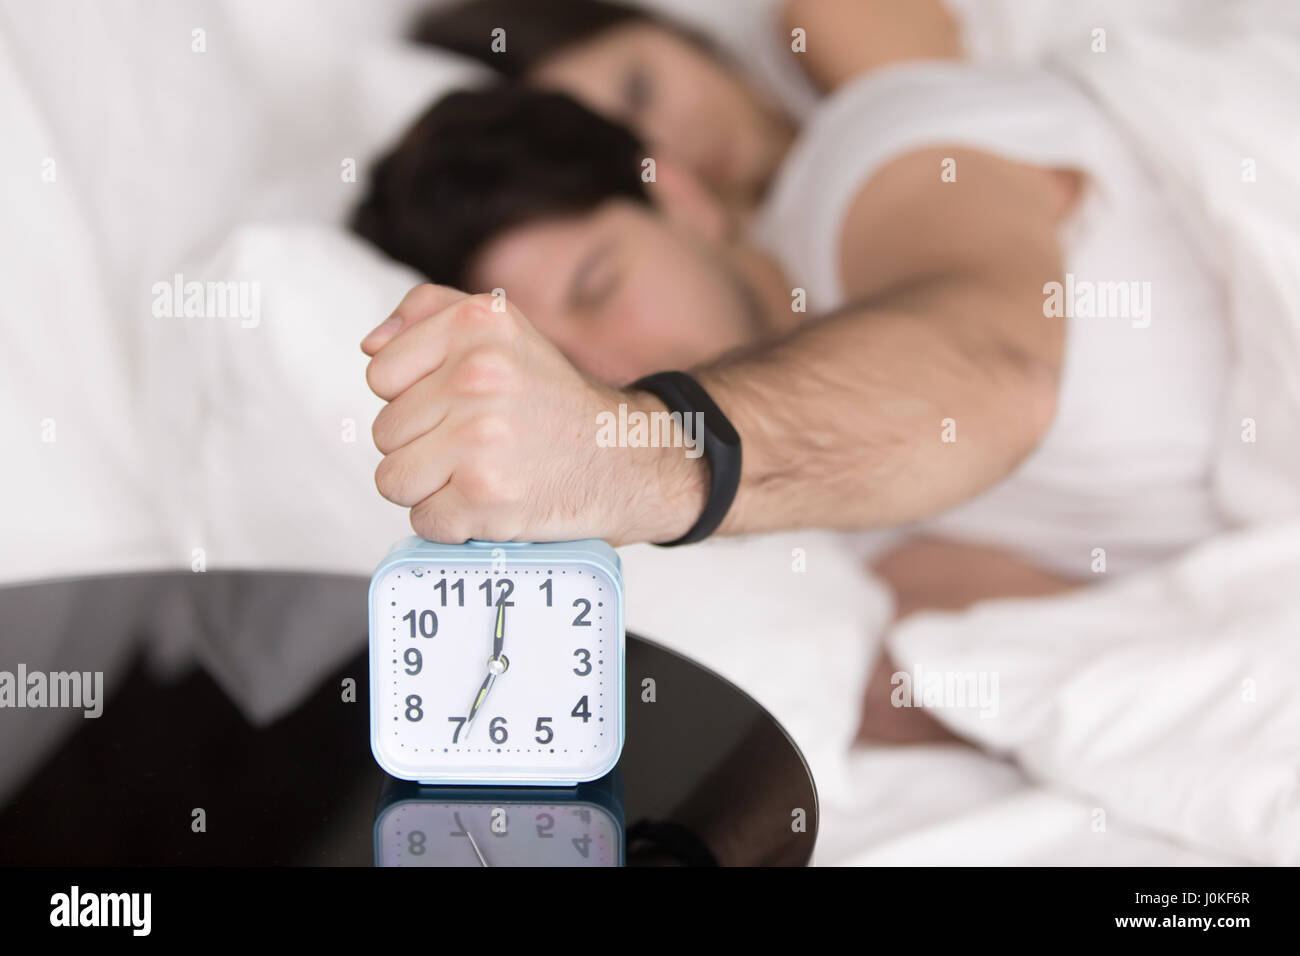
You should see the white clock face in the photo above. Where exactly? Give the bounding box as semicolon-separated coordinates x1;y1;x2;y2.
372;560;622;784
376;801;621;867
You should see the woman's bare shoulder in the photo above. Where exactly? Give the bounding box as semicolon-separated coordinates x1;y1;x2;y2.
780;0;962;91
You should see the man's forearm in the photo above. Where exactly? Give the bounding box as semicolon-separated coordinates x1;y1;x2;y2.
641;286;1062;540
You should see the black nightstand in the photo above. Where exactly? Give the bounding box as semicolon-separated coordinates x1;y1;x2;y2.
0;572;817;866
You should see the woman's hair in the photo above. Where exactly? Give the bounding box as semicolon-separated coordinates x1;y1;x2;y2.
351;86;650;289
412;0;649;78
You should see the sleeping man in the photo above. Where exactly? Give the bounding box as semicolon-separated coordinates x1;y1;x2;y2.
351;58;1229;741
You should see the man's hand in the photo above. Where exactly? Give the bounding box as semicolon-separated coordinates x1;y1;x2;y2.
361;284;705;545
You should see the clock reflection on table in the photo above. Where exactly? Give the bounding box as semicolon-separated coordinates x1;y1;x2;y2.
0;572;817;866
374;778;625;867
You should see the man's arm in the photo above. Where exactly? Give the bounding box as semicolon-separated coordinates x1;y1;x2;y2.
678;147;1071;535
693;284;1061;534
361;149;1070;546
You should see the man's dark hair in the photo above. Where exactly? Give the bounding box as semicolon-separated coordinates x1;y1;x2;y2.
412;0;647;78
351;86;650;289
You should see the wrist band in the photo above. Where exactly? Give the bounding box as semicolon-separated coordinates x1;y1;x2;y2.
629;370;742;547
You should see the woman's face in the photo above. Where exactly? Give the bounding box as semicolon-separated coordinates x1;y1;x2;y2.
529;22;791;204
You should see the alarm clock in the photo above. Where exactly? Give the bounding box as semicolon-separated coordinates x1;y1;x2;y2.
368;537;625;786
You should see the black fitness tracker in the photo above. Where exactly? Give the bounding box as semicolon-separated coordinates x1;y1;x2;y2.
629;370;742;547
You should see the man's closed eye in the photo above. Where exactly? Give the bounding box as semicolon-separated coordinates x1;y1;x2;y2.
568;243;621;313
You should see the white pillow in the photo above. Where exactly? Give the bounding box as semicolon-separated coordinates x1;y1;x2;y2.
139;222;424;576
0;2;486;583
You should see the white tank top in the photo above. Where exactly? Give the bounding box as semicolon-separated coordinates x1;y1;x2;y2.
752;63;1230;577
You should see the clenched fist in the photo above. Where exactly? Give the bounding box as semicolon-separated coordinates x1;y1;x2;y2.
361;284;705;545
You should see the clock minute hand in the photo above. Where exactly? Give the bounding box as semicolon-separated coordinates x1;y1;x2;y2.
492;601;505;659
465;603;509;737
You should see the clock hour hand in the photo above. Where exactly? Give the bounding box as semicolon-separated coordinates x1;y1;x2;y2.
465;604;509;737
465;671;495;733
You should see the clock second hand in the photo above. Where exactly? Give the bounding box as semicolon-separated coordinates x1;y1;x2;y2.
464;603;508;738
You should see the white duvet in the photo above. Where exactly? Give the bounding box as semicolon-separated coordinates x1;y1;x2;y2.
868;0;1300;867
1;0;1297;865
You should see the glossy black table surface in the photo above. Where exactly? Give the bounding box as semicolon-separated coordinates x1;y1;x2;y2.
0;572;817;866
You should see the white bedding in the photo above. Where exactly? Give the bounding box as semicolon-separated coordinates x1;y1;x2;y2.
2;0;1297;865
874;0;1300;866
0;0;482;582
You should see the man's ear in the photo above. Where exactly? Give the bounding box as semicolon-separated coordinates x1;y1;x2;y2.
647;156;729;242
